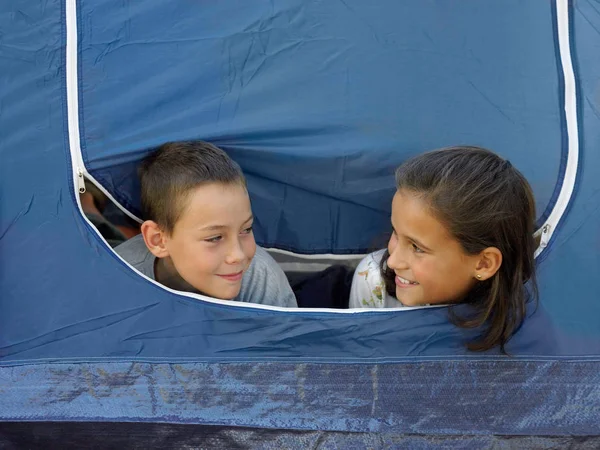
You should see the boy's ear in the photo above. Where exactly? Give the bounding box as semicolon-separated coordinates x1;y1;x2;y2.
141;220;169;259
474;247;502;281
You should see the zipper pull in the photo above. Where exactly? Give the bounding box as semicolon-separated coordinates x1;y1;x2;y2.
77;168;86;194
539;224;551;249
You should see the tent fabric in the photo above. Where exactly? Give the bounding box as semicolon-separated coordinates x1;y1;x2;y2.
1;0;600;444
78;0;569;254
3;361;600;435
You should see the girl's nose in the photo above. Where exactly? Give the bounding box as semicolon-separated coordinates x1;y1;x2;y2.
387;246;409;271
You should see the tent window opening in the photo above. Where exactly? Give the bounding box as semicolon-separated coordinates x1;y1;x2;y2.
77;177;544;313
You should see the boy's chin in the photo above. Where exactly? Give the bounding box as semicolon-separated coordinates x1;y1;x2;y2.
211;285;242;301
187;283;241;301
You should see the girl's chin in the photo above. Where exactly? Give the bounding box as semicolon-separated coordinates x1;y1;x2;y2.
395;291;423;307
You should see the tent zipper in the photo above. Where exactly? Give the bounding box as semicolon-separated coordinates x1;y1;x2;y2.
76;165;86;194
538;224;551;251
65;0;86;196
534;0;579;259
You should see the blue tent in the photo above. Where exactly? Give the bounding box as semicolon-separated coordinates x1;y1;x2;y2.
1;0;600;446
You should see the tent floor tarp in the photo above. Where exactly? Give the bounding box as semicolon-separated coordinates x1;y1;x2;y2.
2;360;600;439
2;422;600;449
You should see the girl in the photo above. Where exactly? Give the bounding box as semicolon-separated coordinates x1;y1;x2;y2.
349;146;538;352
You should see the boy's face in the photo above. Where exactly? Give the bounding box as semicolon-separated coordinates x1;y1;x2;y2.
161;182;256;300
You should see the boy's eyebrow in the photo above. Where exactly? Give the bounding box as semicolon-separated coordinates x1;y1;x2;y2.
200;225;227;231
200;215;254;232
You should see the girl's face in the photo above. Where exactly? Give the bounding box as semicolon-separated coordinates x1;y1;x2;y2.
387;189;480;307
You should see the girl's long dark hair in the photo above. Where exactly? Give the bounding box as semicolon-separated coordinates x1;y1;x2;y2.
381;146;538;353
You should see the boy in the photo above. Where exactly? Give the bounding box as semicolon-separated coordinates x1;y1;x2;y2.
115;141;297;307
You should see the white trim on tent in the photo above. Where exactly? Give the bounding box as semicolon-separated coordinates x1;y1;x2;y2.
64;0;422;313
266;247;366;261
84;172;143;224
66;0;577;312
534;0;580;259
64;0;141;225
65;0;84;200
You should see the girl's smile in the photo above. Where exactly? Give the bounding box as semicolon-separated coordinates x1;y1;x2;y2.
395;275;418;287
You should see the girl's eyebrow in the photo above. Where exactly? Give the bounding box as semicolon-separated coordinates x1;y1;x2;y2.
407;235;432;252
392;221;433;251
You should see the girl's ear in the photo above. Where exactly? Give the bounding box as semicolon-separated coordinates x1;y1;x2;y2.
474;247;502;281
141;220;169;259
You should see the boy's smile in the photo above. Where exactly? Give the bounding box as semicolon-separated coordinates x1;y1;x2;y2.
216;271;244;282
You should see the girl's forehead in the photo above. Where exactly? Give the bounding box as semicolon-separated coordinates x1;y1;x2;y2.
392;190;430;221
391;190;452;242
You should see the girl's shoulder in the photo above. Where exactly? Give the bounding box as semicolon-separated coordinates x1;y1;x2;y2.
350;249;388;308
355;248;386;277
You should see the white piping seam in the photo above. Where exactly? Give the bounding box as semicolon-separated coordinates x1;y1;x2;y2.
65;0;84;204
65;1;142;225
67;0;578;262
265;247;366;260
84;172;143;224
64;0;423;313
66;0;576;313
535;0;580;259
64;2;363;263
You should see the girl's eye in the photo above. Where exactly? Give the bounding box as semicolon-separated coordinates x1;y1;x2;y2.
412;243;424;254
241;226;253;235
205;235;223;243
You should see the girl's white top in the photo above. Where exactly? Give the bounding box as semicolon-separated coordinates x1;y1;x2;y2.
349;249;405;309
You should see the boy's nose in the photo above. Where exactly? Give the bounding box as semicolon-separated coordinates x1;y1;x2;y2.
225;239;245;265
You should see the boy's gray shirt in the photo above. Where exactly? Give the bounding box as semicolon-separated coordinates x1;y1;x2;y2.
115;235;297;307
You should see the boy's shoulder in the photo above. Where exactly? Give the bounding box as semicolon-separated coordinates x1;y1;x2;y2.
239;245;297;307
245;246;287;281
251;245;279;267
114;234;155;279
114;234;146;260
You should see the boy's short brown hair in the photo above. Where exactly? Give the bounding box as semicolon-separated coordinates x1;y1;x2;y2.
139;141;246;234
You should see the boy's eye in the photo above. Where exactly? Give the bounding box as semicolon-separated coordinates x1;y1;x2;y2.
241;226;253;235
412;243;424;254
205;235;223;243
